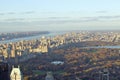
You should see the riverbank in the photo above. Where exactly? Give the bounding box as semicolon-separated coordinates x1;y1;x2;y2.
0;31;49;41
0;31;66;44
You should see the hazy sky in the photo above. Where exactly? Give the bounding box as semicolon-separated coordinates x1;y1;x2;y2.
0;0;120;32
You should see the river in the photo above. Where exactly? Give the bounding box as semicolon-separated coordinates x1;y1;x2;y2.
0;31;66;44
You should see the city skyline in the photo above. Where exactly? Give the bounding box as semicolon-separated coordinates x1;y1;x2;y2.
0;0;120;32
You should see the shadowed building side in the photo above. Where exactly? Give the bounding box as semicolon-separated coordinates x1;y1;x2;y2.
0;62;10;80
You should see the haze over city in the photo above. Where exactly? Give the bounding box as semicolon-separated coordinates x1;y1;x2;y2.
0;0;120;32
1;1;120;80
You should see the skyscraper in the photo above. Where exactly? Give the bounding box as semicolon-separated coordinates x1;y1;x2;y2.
45;72;54;80
40;36;48;53
102;68;109;80
10;66;23;80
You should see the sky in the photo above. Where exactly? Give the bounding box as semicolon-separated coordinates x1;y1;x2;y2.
0;0;120;32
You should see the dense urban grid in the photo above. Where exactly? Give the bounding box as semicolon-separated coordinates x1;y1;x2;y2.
0;31;120;80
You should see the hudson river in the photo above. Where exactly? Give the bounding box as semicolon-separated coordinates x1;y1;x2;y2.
0;31;65;44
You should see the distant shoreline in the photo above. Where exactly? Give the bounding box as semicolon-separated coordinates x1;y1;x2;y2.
0;31;50;41
0;31;66;44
